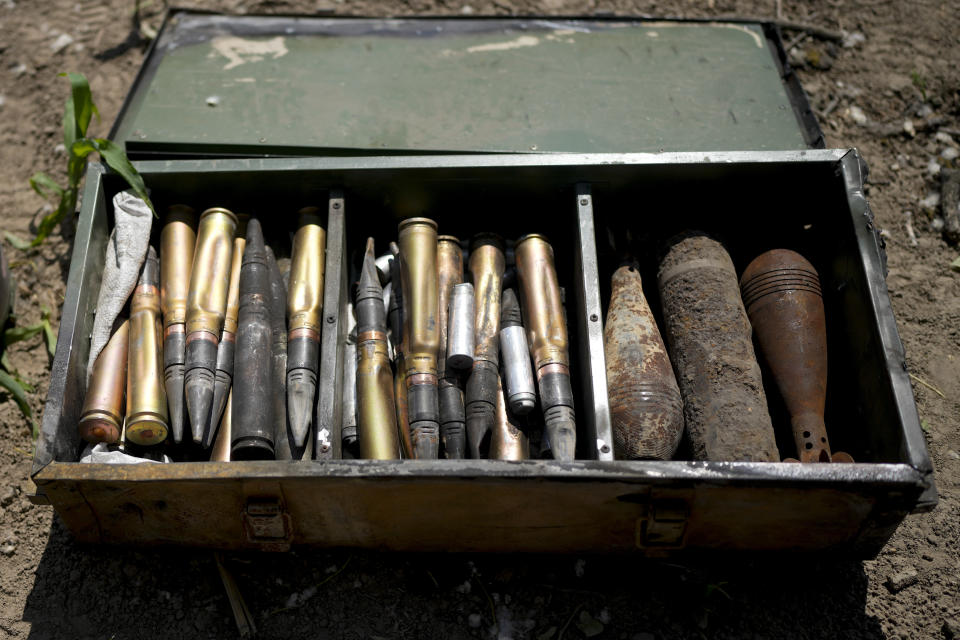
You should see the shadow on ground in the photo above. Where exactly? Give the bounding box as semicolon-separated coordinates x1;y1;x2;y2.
23;515;883;639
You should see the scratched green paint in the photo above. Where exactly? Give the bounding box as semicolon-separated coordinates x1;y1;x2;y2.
116;20;807;154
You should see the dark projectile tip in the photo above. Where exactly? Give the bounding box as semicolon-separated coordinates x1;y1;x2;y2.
165;365;186;443
185;370;215;445
500;288;522;328
206;381;230;448
357;238;383;304
286;373;316;448
140;245;160;287
243;218;267;265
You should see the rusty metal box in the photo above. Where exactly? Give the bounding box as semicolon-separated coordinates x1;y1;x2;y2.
31;150;935;555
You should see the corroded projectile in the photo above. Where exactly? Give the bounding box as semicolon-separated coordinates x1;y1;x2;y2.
160;205;196;444
206;216;248;448
287;207;327;448
231;219;275;460
604;263;683;460
399;218;440;459
269;246;310;461
437;235;466;459
79;318;129;444
741;249;852;463
342;306;359;456
657;232;779;462
515;234;576;461
210;390;233;462
446;283;475;371
490;372;529;460
184;207;238;444
465;234;505;459
126;247;168;446
356;238;401;459
499;288;536;416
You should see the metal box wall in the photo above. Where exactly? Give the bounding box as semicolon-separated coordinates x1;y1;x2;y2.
32;151;935;556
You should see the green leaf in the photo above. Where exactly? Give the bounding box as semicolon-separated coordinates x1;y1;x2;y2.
29;188;74;247
0;368;35;434
5;232;32;251
41;313;56;359
91;138;155;216
59;72;99;147
29;172;65;200
4;323;44;347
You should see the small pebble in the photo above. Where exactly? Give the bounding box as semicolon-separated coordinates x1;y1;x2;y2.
904;119;917;137
847;105;867;125
947;450;960;460
943;147;960;161
927;535;939;546
921;553;934;561
50;33;74;53
1;543;15;556
885;567;919;593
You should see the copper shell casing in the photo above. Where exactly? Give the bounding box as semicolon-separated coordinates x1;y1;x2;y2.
468;234;505;365
160;205;196;328
126;276;168;445
514;234;569;371
79;319;129;444
356;335;401;459
287;207;326;333
185;207;238;338
490;373;529;461
222;215;248;336
398;217;440;377
436;235;463;369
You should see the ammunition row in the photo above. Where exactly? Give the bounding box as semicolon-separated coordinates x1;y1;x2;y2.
349;224;578;461
80;205;326;462
605;231;851;464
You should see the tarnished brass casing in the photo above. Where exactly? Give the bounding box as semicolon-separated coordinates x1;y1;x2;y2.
436;235;463;366
126;248;168;446
287;207;326;335
394;353;413;458
160;205;196;328
514;234;568;369
398;217;440;378
186;207;238;338
357;339;400;459
490;373;529;460
79;319;129;444
469;234;506;365
223;215;249;336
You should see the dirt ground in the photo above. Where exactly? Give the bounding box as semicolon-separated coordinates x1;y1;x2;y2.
1;0;959;638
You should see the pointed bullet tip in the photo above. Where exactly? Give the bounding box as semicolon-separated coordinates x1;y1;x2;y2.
286;379;316;448
185;379;215;446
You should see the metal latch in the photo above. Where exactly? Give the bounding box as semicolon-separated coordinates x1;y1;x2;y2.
243;498;292;552
636;494;690;549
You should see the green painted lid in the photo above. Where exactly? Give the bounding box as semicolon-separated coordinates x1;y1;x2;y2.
112;12;820;158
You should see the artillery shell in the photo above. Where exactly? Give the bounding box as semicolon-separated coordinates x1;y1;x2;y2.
126;247;168;446
79;318;129;444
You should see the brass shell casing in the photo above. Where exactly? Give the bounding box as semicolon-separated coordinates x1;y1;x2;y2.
210;390;232;462
288;207;326;333
514;234;569;370
357;337;401;459
186;207;238;338
468;234;505;365
126;269;168;446
490;373;529;461
398;217;439;377
222;215;249;336
436;235;463;368
79;319;129;443
394;353;413;458
160;205;196;328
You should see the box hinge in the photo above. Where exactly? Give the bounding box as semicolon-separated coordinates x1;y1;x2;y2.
243;498;292;552
636;491;691;550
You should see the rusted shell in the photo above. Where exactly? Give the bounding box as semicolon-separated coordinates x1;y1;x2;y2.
490;373;529;460
741;249;850;463
657;232;779;462
604;264;683;460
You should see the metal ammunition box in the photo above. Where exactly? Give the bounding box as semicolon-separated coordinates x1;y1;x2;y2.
30;11;934;555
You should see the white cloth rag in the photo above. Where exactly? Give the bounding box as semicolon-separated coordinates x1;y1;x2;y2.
79;443;171;464
85;190;153;384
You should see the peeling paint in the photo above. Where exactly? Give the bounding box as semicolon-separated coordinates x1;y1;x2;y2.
211;36;289;70
465;35;540;53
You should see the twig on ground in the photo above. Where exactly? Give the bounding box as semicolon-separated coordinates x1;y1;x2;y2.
910;373;945;398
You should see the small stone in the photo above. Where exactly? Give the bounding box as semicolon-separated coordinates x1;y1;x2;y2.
927;535;939;546
460;4;474;14
842;31;865;48
50;33;74;53
577;611;604;638
922;553;934;561
920;192;941;211
929;159;942;176
943;148;960;161
885;567;919;593
1;543;15;556
0;486;16;506
937;132;957;145
468;613;482;628
11;63;28;76
947;450;960;459
904;119;917;137
847;105;867;125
